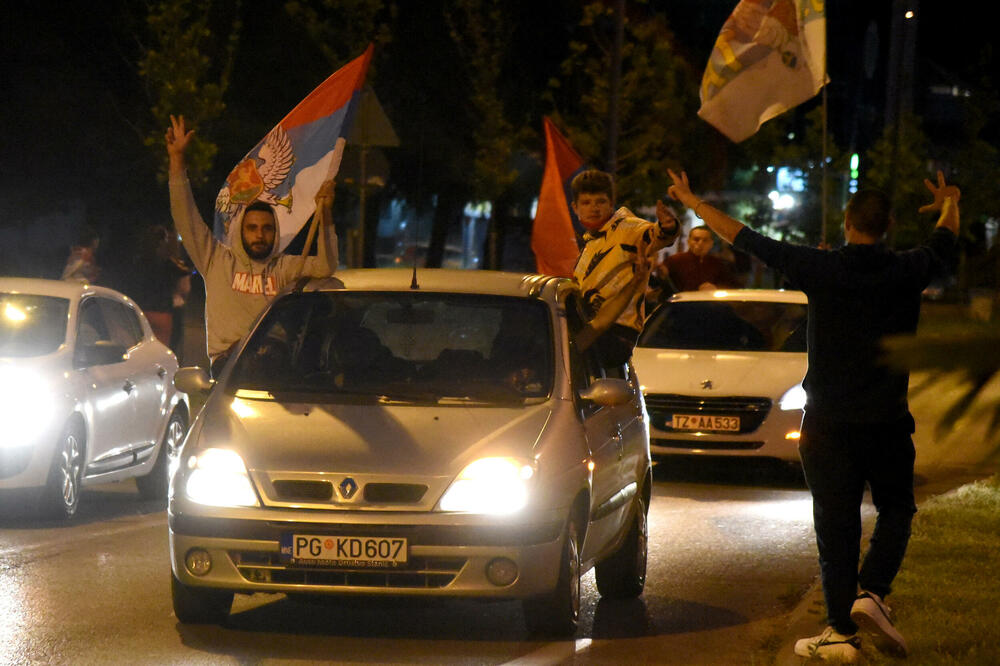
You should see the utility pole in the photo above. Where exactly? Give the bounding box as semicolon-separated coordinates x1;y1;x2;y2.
605;0;625;174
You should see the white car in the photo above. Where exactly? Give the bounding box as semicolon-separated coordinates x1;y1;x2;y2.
633;289;808;463
0;278;189;518
169;269;651;635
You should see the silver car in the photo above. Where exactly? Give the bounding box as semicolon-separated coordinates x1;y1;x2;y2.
0;278;189;518
633;289;808;463
169;269;651;635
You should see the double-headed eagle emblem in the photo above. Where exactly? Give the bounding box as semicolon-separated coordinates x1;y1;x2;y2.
215;125;296;236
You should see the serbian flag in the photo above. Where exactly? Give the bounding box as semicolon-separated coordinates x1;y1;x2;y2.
531;117;585;277
698;0;826;143
213;44;374;250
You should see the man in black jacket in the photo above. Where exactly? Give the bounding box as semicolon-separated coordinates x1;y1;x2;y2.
667;169;960;663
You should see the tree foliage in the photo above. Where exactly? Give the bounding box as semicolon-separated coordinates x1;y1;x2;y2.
139;0;242;185
283;0;390;69
444;0;522;203
863;112;933;248
741;105;847;245
547;2;706;207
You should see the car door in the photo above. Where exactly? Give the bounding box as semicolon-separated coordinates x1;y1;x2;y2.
565;295;633;561
100;299;168;461
75;297;137;477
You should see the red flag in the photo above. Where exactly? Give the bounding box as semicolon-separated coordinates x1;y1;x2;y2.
531;117;584;277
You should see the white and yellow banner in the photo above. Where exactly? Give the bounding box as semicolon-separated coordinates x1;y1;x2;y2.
698;0;827;143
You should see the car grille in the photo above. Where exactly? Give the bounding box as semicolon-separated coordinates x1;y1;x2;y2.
644;393;772;434
231;550;465;588
364;483;428;503
652;437;765;451
264;478;429;506
273;480;334;501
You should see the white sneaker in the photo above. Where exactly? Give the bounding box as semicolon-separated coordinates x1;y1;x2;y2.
793;626;862;663
851;590;908;656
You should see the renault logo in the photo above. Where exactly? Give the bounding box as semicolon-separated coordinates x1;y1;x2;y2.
701;379;714;390
338;477;359;499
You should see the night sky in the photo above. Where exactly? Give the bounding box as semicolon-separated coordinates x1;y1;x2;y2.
1;1;991;281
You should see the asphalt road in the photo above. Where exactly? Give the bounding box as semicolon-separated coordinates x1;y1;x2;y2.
1;458;821;665
3;363;994;665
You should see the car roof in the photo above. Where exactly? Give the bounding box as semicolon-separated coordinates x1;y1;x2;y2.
0;277;134;303
668;288;807;304
298;269;569;300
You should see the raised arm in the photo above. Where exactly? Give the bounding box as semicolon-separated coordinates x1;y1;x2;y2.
165;115;216;273
667;168;745;244
647;200;681;253
919;170;961;235
303;179;339;275
284;179;339;278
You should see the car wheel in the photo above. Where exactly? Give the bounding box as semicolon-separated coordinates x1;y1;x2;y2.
522;517;581;637
595;495;648;599
41;420;84;519
171;573;233;624
136;409;187;501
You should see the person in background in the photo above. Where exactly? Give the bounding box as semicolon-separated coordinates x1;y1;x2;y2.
667;167;960;663
131;224;192;350
644;249;678;311
61;225;101;283
666;224;740;291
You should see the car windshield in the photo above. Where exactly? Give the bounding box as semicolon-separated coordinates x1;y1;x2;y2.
229;292;554;404
0;293;69;357
638;299;807;352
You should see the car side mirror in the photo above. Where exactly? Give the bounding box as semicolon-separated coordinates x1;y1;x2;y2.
579;378;633;406
174;366;214;394
75;341;128;367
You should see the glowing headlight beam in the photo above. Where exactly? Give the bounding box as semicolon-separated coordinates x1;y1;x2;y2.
439;457;535;515
185;448;259;507
779;384;807;411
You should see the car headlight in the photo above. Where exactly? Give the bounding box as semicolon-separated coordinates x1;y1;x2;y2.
0;367;58;446
438;457;536;515
779;384;807;411
184;448;260;507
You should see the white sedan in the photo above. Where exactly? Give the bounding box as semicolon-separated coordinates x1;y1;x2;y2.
633;289;808;463
0;278;189;518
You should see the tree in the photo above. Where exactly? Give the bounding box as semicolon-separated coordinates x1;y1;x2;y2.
443;0;526;268
284;0;389;68
547;2;709;207
139;0;242;186
740;105;847;246
864;112;932;248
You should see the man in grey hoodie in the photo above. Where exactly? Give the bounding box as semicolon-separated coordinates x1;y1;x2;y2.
166;114;339;376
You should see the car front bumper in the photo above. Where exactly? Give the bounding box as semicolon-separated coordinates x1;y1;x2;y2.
648;407;803;461
168;507;567;600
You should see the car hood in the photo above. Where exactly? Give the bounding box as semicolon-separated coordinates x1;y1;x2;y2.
632;347;807;398
196;395;554;476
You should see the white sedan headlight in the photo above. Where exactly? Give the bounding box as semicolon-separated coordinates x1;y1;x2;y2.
0;367;58;447
779;384;807;411
184;448;260;507
438;457;536;515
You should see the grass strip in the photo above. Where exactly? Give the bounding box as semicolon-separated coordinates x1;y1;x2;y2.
865;475;1000;664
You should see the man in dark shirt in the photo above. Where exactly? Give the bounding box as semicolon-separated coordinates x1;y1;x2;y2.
666;225;739;291
668;168;960;663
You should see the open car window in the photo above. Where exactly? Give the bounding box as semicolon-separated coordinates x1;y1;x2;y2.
638;300;808;352
0;294;69;357
229;292;555;404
